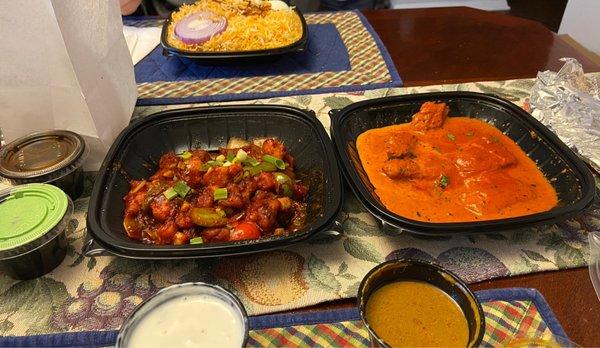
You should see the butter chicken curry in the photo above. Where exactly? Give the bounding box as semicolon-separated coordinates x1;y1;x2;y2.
356;102;558;222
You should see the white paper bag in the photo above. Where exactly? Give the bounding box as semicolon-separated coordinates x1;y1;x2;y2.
0;0;137;170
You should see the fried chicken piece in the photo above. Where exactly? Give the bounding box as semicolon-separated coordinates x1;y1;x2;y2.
262;138;287;160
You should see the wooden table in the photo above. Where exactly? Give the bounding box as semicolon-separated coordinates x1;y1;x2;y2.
363;6;599;87
294;7;600;347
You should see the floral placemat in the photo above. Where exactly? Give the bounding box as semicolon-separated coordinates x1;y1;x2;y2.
0;76;598;336
0;288;570;347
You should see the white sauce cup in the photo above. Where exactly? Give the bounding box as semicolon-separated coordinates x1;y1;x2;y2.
116;282;249;348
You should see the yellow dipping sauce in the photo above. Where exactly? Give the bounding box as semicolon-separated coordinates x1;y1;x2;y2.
365;281;469;347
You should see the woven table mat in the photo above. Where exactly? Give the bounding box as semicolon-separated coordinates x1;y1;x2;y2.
0;76;598;336
0;288;570;347
248;288;568;347
125;11;402;105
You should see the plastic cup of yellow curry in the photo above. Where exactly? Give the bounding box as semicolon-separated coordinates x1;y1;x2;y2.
357;259;485;347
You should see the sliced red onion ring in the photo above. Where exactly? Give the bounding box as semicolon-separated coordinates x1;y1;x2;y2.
175;11;227;45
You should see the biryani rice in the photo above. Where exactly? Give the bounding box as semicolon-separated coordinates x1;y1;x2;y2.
167;0;303;52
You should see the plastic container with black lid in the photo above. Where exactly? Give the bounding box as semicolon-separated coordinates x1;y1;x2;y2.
0;130;88;200
0;183;73;279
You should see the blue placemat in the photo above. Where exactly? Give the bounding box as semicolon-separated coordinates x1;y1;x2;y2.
0;288;569;347
135;23;350;81
128;11;402;105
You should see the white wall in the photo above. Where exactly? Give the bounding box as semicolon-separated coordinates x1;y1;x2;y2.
390;0;509;11
559;0;600;54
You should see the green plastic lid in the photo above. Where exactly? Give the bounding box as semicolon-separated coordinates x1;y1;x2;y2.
0;184;68;251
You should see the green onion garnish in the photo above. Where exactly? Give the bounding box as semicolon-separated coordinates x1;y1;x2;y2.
200;160;224;171
178;151;192;160
244;156;260;167
235;149;248;162
465;131;474;137
274;172;291;185
163;187;178;200
439;175;450;189
282;184;293;197
189;236;204;244
243;162;277;176
173;181;190;198
207;160;224;167
447;133;456;142
263;155;286;170
214;187;228;200
216;154;226;162
227;153;236;163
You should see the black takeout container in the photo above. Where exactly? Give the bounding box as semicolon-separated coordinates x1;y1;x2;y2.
330;92;597;235
160;4;309;61
357;259;485;347
86;105;343;259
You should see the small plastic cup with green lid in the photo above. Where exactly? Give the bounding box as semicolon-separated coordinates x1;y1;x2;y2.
0;183;73;279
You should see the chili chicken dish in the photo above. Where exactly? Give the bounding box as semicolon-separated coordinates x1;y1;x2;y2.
123;138;308;245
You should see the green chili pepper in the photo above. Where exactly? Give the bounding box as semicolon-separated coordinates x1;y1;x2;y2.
190;208;228;227
189;236;204;244
213;187;228;200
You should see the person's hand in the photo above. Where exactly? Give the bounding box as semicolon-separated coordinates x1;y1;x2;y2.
120;0;144;15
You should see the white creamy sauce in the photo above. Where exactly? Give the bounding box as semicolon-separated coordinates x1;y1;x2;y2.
127;294;244;348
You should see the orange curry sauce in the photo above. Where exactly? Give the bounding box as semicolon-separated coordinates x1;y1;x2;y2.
356;102;558;223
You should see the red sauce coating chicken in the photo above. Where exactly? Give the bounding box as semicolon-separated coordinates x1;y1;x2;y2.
123;138;308;245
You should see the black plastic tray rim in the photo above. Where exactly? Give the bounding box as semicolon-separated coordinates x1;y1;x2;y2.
87;104;343;258
330;91;597;235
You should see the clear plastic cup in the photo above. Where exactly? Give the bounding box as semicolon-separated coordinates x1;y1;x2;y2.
116;282;249;348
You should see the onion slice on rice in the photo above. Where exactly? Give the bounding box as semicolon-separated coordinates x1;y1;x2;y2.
174;11;227;45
